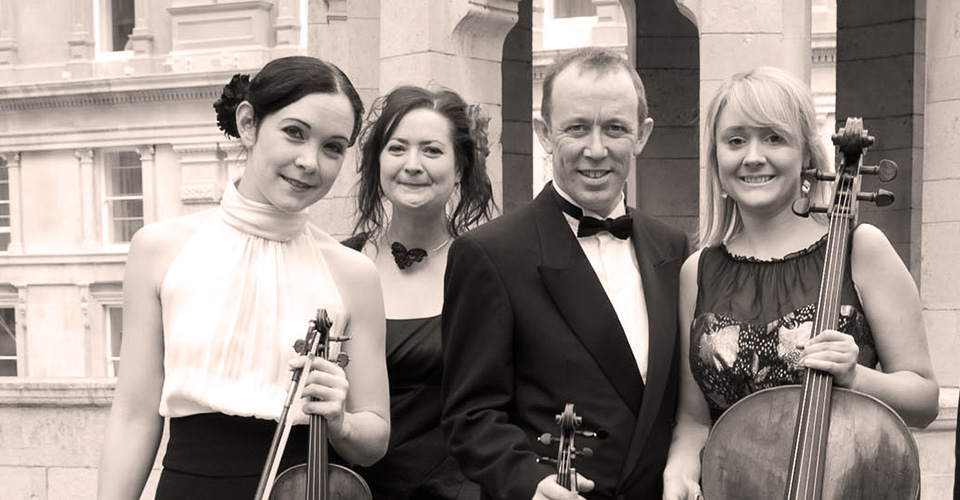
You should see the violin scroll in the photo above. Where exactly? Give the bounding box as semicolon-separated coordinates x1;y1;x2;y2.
536;404;602;492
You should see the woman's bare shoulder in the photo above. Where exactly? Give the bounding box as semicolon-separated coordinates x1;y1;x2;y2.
126;210;217;284
133;210;214;249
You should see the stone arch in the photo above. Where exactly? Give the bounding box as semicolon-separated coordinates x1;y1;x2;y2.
634;0;700;236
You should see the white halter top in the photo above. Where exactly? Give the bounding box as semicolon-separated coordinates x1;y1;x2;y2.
158;181;345;422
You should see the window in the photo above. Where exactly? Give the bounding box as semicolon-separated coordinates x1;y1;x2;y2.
102;150;144;244
98;0;135;52
0;163;9;252
553;0;596;19
105;305;123;376
0;308;16;376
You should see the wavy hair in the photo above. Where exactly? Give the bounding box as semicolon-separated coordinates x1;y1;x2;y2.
352;86;495;243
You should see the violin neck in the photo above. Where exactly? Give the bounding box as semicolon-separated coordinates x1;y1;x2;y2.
555;436;577;491
308;413;329;500
784;207;852;500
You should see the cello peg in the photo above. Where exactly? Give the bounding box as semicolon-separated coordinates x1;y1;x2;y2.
860;159;898;182
792;198;828;217
801;168;836;182
858;188;895;207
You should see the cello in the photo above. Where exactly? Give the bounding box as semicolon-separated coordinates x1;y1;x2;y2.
700;118;920;499
255;309;372;500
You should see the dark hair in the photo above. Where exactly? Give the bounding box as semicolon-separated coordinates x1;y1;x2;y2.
540;46;648;125
213;56;364;145
353;86;495;243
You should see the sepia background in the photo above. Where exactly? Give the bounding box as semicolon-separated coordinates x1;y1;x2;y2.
0;0;956;498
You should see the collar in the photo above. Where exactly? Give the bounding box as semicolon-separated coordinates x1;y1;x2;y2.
552;183;627;235
219;180;310;242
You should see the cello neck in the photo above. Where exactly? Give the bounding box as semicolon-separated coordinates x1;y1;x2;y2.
784;118;865;500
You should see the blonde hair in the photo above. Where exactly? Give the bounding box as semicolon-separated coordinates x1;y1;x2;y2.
699;67;832;248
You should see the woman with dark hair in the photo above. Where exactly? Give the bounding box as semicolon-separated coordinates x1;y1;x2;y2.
97;56;390;500
344;85;494;499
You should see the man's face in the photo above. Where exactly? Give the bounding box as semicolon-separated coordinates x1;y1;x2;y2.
536;66;653;217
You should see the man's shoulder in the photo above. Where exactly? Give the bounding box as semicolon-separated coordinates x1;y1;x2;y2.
460;202;538;245
631;210;691;255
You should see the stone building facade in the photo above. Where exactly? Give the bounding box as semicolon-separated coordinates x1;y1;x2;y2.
0;0;955;498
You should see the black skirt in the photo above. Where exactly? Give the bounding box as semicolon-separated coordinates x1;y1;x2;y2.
156;413;310;500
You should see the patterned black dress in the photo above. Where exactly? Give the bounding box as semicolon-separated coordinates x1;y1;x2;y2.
689;236;878;423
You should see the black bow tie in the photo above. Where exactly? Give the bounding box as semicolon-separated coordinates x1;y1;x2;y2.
390;242;427;269
577;215;632;239
552;186;632;240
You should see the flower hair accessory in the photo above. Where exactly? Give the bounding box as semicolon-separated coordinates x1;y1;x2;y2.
214;73;251;138
467;104;490;160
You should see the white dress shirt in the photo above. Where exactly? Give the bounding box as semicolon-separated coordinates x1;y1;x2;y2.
554;185;649;382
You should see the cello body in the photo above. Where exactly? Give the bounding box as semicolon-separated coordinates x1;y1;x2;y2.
701;385;919;499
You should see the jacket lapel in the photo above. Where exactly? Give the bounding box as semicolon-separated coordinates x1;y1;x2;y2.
618;212;681;482
532;187;644;415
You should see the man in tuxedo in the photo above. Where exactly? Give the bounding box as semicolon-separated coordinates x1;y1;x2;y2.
441;47;690;499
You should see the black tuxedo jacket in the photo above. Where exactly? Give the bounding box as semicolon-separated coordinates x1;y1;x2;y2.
441;184;689;499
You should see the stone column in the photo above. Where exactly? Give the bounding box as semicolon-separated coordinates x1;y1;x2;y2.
836;1;923;270
677;0;811;230
129;0;155;54
501;0;533;212
679;0;811;108
921;0;960;495
0;0;19;65
379;0;521;208
635;0;700;236
307;0;379;237
66;0;94;78
75;149;98;249
274;0;302;49
593;0;627;49
137;145;157;224
0;153;22;254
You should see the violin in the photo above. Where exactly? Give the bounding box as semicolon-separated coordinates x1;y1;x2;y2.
255;309;372;500
537;403;600;492
700;118;920;499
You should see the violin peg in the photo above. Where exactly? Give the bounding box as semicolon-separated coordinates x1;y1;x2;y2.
292;339;306;354
579;447;594;458
539;432;555;445
536;456;558;466
336;352;350;367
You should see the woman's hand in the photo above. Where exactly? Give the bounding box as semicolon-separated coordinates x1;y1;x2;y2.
662;474;703;500
801;329;860;388
292;355;350;437
532;474;594;500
